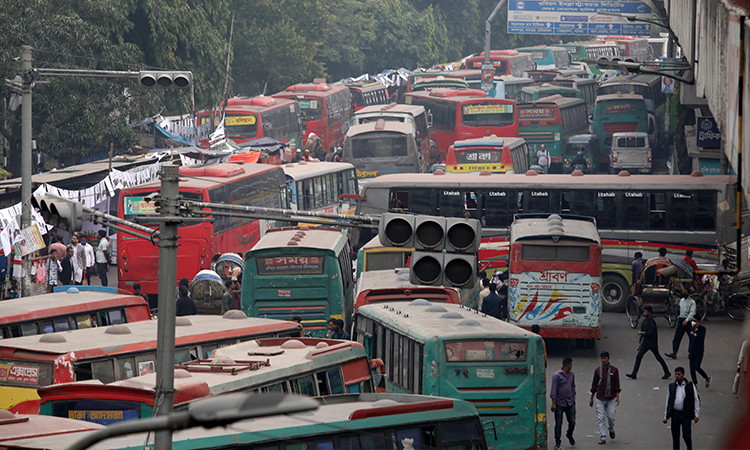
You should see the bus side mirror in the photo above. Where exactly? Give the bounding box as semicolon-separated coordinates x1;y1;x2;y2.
370;358;385;373
427;112;434;128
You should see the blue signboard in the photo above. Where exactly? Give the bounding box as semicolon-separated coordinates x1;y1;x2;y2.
508;0;652;36
696;116;721;148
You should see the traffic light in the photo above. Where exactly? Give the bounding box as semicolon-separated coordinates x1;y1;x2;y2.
31;194;84;232
378;213;480;288
138;71;193;89
596;57;640;73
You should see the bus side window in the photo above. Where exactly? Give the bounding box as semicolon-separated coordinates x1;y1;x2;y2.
693;192;716;230
116;356;136;380
648;192;666;229
595;192;617;228
622;192;646;229
92;360;115;384
326;368;344;394
315;372;330;396
394;426;438;450
668;192;693;230
571;191;596;217
481;191;513;227
75;362;93;381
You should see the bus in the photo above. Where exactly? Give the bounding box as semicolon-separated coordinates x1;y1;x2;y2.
272;82;353;151
508;214;602;345
117;163;288;303
355;268;461;311
350;103;432;171
463;50;536;77
354;172;740;311
549;76;599;114
561;41;620;64
0;288;151;339
517;95;588;171
496;76;535;103
30;337;373;423
218;96;303;148
241;227;354;337
604;36;653;61
353;300;547;450
519;84;582;103
597;74;666;150
592;93;650;157
9;394;489;450
0;314;303;412
404;89;518;160
343;119;421;181
346;80;389;112
445;136;530;174
283;161;359;215
515;46;570;70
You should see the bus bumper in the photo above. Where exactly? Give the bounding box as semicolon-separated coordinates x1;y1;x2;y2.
518;325;601;339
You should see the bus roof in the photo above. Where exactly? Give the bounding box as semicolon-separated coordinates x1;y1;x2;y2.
511;214;600;244
357;268;458;296
357;301;536;341
347;120;413;137
599;73;660;87
123;163;282;192
345;80;386;92
405;89;493;102
250;227;348;253
595;93;645;103
0;411;104;444
518;95;584;108
360;172;735;190
223;96;297;113
273;83;349;99
0;291;147;325
0;315;301;359
354;103;426;117
283;161;355;180
453;136;526;149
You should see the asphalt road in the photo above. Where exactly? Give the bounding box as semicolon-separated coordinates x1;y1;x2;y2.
543;311;745;450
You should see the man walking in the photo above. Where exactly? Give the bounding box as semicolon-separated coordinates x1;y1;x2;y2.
95;230;110;287
627;305;671;380
537;144;550;173
60;246;74;286
631;252;644;286
176;285;197;316
551;357;576;450
590;351;620;445
663;367;700;450
83;239;95;285
222;279;238;315
70;233;86;285
481;283;506;320
666;295;696;360
688;317;711;388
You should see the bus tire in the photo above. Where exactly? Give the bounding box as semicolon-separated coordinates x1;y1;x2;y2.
601;275;630;312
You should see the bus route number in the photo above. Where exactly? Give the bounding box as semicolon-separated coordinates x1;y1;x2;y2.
476;368;495;379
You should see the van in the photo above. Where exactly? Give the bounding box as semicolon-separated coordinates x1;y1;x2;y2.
610;132;651;173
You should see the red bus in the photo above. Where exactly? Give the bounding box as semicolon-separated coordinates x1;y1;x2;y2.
196;97;302;149
603;36;653;62
272;82;352;151
346;80;389;112
404;89;519;160
463;50;536;77
29;337;373;424
1;314;303;413
355;269;461;312
0;288;151;339
117;163;288;300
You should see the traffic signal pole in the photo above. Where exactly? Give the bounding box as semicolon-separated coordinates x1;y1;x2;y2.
20;45;33;298
154;164;180;450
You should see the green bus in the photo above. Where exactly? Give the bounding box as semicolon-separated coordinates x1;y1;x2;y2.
517;95;588;172
560;41;621;77
519;84;582;103
591;93;649;163
241;227;355;337
353;300;547;450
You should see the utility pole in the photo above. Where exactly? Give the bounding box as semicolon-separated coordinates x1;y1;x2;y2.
20;45;33;298
481;0;508;94
154;164;180;450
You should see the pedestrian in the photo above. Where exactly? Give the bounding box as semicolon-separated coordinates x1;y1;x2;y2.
663;367;700;450
329;318;350;340
665;295;696;360
70;233;86;285
176;285;197;316
477;278;490;311
687;317;710;387
133;283;149;304
291;148;304;163
683;249;699;272
60;246;74;286
537;144;551;173
627;305;671;380
551;357;576;450
222;279;237;315
335;319;351;340
49;234;67;259
47;249;60;293
481;283;506;320
83;239;95;285
631;252;644;286
589;351;620;445
531;324;548;367
95;230;110;287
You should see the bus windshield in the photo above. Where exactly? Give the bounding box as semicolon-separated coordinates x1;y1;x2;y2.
522;244;590;261
298;98;323;120
598;84;651;99
462;103;515;127
225;114;258;138
351;134;408;158
445;340;528;362
454;148;503;164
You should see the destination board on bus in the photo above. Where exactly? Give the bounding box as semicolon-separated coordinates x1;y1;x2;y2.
519;108;554;119
124;197;158;215
0;362;40;384
455;150;502;164
462;104;514;115
68;409;139;425
257;256;324;275
226;115;257;126
607;103;638;113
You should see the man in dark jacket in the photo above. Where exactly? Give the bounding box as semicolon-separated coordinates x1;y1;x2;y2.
589;351;621;444
663;367;700;450
59;246;74;286
627;305;671;380
176;285;197;316
688;317;711;387
481;283;507;320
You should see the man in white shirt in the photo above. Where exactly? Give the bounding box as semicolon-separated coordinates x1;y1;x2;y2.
663;366;700;450
83;240;95;285
537;144;551;174
477;278;490;311
70;233;86;285
95;230;111;287
666;296;697;359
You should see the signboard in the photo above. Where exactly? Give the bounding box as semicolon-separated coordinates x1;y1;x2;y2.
225;115;257;126
138;360;155;376
661;76;675;94
13;224;46;256
462;104;514;115
69;409;139;425
258;256;323;275
606;103;637;113
696;116;721;148
698;158;735;176
481;63;495;93
0;363;40;384
519;107;554;119
508;0;652;36
124;197;158;215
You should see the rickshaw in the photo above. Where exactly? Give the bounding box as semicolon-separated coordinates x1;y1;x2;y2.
625;257;694;329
